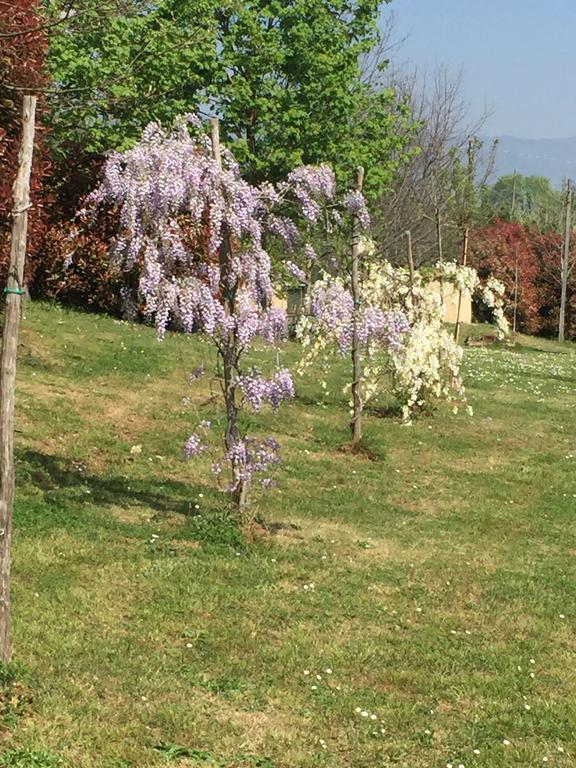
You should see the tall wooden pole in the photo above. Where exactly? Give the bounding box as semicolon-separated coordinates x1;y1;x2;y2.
454;139;475;344
510;170;519;335
512;247;519;334
350;166;365;447
405;230;415;282
435;208;444;263
0;95;36;662
453;225;469;344
559;179;572;343
405;229;415;304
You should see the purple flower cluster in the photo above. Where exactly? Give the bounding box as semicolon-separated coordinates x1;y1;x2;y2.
286;261;307;284
357;308;410;351
343;190;370;230
309;279;409;356
184;419;212;459
184;433;206;458
285;164;336;222
311;280;354;354
267;215;300;250
237;369;295;412
89;117;283;342
223;436;282;490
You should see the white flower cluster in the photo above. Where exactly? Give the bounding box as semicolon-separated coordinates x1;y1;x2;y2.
297;258;508;423
436;263;509;339
365;263;466;423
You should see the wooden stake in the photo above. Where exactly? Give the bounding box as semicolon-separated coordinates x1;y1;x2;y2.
453;226;469;344
405;230;415;284
435;208;444;263
512;245;519;334
350;166;365;447
559;179;572;342
0;95;36;662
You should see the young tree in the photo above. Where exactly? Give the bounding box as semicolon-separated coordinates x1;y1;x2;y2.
87;116;337;520
450;137;497;342
0;96;37;663
373;67;487;267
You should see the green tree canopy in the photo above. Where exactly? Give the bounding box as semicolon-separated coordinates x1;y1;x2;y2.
481;173;561;230
46;0;412;196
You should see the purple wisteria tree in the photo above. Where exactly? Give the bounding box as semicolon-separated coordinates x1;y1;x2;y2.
87;115;336;521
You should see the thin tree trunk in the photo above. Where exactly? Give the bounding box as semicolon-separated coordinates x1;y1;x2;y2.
454;225;469;344
559;180;572;342
210;118;248;517
0;95;36;662
350;167;365;447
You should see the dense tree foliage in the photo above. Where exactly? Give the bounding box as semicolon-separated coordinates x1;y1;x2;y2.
470;219;576;338
210;1;411;192
46;1;411;198
480;174;561;230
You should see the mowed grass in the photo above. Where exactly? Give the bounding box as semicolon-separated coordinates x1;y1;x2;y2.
1;302;576;767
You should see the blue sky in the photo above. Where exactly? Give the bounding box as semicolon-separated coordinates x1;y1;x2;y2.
386;0;576;139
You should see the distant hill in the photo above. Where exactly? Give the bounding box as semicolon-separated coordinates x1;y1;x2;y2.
485;135;576;187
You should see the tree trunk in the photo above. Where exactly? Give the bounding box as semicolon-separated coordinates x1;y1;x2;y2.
210;118;248;518
350;167;365;447
0;95;36;663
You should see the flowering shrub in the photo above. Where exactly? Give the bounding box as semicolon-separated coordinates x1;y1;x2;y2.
436;261;509;339
87;115;336;519
298;259;508;423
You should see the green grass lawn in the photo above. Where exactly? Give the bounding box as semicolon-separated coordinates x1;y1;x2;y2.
1;302;575;767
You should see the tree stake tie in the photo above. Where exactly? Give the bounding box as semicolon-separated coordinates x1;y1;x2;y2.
3;288;25;295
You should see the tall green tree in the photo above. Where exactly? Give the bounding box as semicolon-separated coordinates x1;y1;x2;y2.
45;0;218;157
210;0;411;193
46;0;411;195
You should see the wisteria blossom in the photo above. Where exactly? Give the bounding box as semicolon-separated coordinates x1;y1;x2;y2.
88;115;335;517
298;259;509;423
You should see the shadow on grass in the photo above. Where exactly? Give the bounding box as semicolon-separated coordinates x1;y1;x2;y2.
18;449;199;519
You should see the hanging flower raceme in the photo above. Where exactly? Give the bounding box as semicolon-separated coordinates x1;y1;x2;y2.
297;268;410;383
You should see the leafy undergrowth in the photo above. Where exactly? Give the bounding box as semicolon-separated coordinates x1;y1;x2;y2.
2;302;576;767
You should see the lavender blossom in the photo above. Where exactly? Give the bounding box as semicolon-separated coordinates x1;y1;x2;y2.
237;369;295;412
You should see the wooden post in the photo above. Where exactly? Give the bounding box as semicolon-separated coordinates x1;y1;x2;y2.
454;138;476;344
0;95;36;662
559;179;572;343
512;245;519;334
405;230;415;283
435;208;444;263
350;167;365;447
510;170;519;335
453;225;469;344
